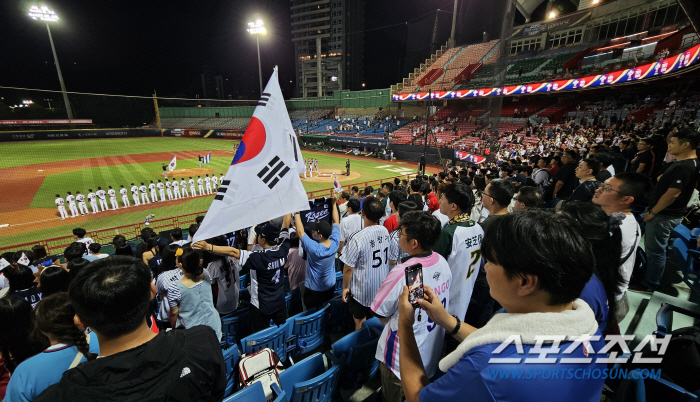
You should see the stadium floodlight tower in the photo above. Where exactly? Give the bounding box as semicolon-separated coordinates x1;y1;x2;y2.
247;19;267;97
29;5;73;119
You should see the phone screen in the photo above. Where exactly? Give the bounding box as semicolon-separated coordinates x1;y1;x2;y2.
405;263;423;306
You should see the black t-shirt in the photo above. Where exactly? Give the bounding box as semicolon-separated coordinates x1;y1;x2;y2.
555;162;579;198
299;198;336;228
239;230;291;315
632;150;654;176
13;286;43;307
648;158;699;217
596;169;612;183
568;179;600;203
407;193;424;210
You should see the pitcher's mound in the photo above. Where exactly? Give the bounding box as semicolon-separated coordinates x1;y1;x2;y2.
302;169;360;183
168;168;214;178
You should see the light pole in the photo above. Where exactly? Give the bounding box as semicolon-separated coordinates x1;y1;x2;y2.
449;0;459;48
247;19;266;97
29;5;73;119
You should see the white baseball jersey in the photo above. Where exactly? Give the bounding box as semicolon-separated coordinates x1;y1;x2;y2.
388;229;409;267
188;179;195;186
197;178;203;185
339;225;391;307
339;214;362;243
157;182;164;190
96;190;106;200
87;193;96;203
55;198;65;207
165;181;172;189
204;177;211;184
148;183;156;192
181;180;188;188
173;181;180;189
433;220;484;320
108;189;116;198
139;185;148;193
131;186;138;194
66;194;76;205
219;175;224;183
76;194;85;203
120;188;127;196
76;237;94;254
212;176;218;185
371;252;452;380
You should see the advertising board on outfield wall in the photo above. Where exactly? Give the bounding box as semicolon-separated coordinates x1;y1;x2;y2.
0;119;93;125
393;44;700;102
0;128;162;142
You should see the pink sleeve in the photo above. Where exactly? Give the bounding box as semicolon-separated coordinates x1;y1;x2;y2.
371;266;405;313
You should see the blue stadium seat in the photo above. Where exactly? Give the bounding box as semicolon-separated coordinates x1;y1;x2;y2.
285;294;292;313
223;382;288;402
286;306;328;355
239;274;248;290
331;325;382;390
222;308;252;347
672;224;696;250
325;295;349;335
278;353;340;402
223;345;241;397
240;322;290;363
334;271;343;295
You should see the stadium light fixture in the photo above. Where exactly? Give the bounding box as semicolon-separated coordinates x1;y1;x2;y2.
549;11;557;19
592;0;600;4
28;5;73;119
247;19;266;97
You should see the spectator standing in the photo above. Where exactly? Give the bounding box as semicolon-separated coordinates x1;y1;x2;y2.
593;172;647;321
567;159;600;203
371;211;451;402
339;199;362;255
294;196;340;310
285;232;306;315
512;186;543;211
388;202;421;269
340;198;391;330
0;296;47;375
154;245;183;330
5;293;100;402
37;256;226;401
551;150;579;204
6;264;42;307
631;137;655;177
204;237;240;316
72;228;93;255
337;191;351;219
397;212;605;402
635;129;699;292
168;248;222;339
407;179;424;211
38;266;71;297
194;216;292;333
383;191;405;233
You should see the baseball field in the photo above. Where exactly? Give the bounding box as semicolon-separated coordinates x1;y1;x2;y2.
0;137;417;247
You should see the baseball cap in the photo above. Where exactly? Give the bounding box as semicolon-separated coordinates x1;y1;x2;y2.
258;223;281;243
507;174;527;186
308;221;332;239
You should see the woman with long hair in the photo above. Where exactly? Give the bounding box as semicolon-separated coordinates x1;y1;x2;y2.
559;201;624;334
0;296;47;374
39;266;71;297
167;248;221;339
4;293;99;401
204;236;239;316
154;245;182;329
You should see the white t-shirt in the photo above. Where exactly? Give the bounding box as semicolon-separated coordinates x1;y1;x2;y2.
371;252;452;380
206;257;240;315
432;209;450;228
339;214;362;243
617;213;641;299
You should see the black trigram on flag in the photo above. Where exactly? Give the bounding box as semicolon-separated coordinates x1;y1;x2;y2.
257;156;290;189
214;180;238;201
257;92;271;107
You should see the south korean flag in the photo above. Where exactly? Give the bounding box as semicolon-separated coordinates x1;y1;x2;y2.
0;258;10;272
17;253;30;266
193;67;310;241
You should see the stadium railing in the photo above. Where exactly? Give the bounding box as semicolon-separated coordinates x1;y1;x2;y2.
1;174;417;254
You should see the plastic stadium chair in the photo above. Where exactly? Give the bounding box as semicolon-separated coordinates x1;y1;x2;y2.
672;224;697;250
223;382;288;402
325;295;349;335
286;307;328;355
331;323;383;390
223;345;241;397
334;271;343;295
278;353;340;402
239;274;248;291
285;294;292;314
222;308;253;347
674;239;700;298
240;322;290;363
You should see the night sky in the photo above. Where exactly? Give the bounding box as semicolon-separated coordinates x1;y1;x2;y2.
0;0;562;100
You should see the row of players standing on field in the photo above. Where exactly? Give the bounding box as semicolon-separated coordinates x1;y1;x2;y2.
54;173;225;219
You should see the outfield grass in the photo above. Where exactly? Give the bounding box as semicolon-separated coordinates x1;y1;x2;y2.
2;137;415;246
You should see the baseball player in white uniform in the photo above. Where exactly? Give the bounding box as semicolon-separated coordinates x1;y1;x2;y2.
211;174;218;190
130;183;140;206
180;178;188;198
314;158;319;172
139;183;150;204
339;198;391;330
196;176;204;196
55;194;68;219
219;174;224;186
172;179;181;200
303;158;307;179
157;180;166;202
120;185;130;207
96;187;108;212
308;160;313;178
75;192;89;215
108;186;118;210
165;179;174;201
188;177;196;197
66;192;79;218
204;174;213;195
148;181;157;203
87;190;98;214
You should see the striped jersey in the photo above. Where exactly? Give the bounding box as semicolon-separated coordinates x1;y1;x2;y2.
433;220;484;320
387;229;409;270
339;225;390;307
371;252;451;380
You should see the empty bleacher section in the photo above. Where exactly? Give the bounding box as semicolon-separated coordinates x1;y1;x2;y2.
158;117;251;130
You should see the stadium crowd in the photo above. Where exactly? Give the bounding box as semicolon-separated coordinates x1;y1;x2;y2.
0;113;699;401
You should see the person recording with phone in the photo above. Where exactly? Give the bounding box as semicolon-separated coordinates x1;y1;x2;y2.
370;211;451;402
395;211;606;402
